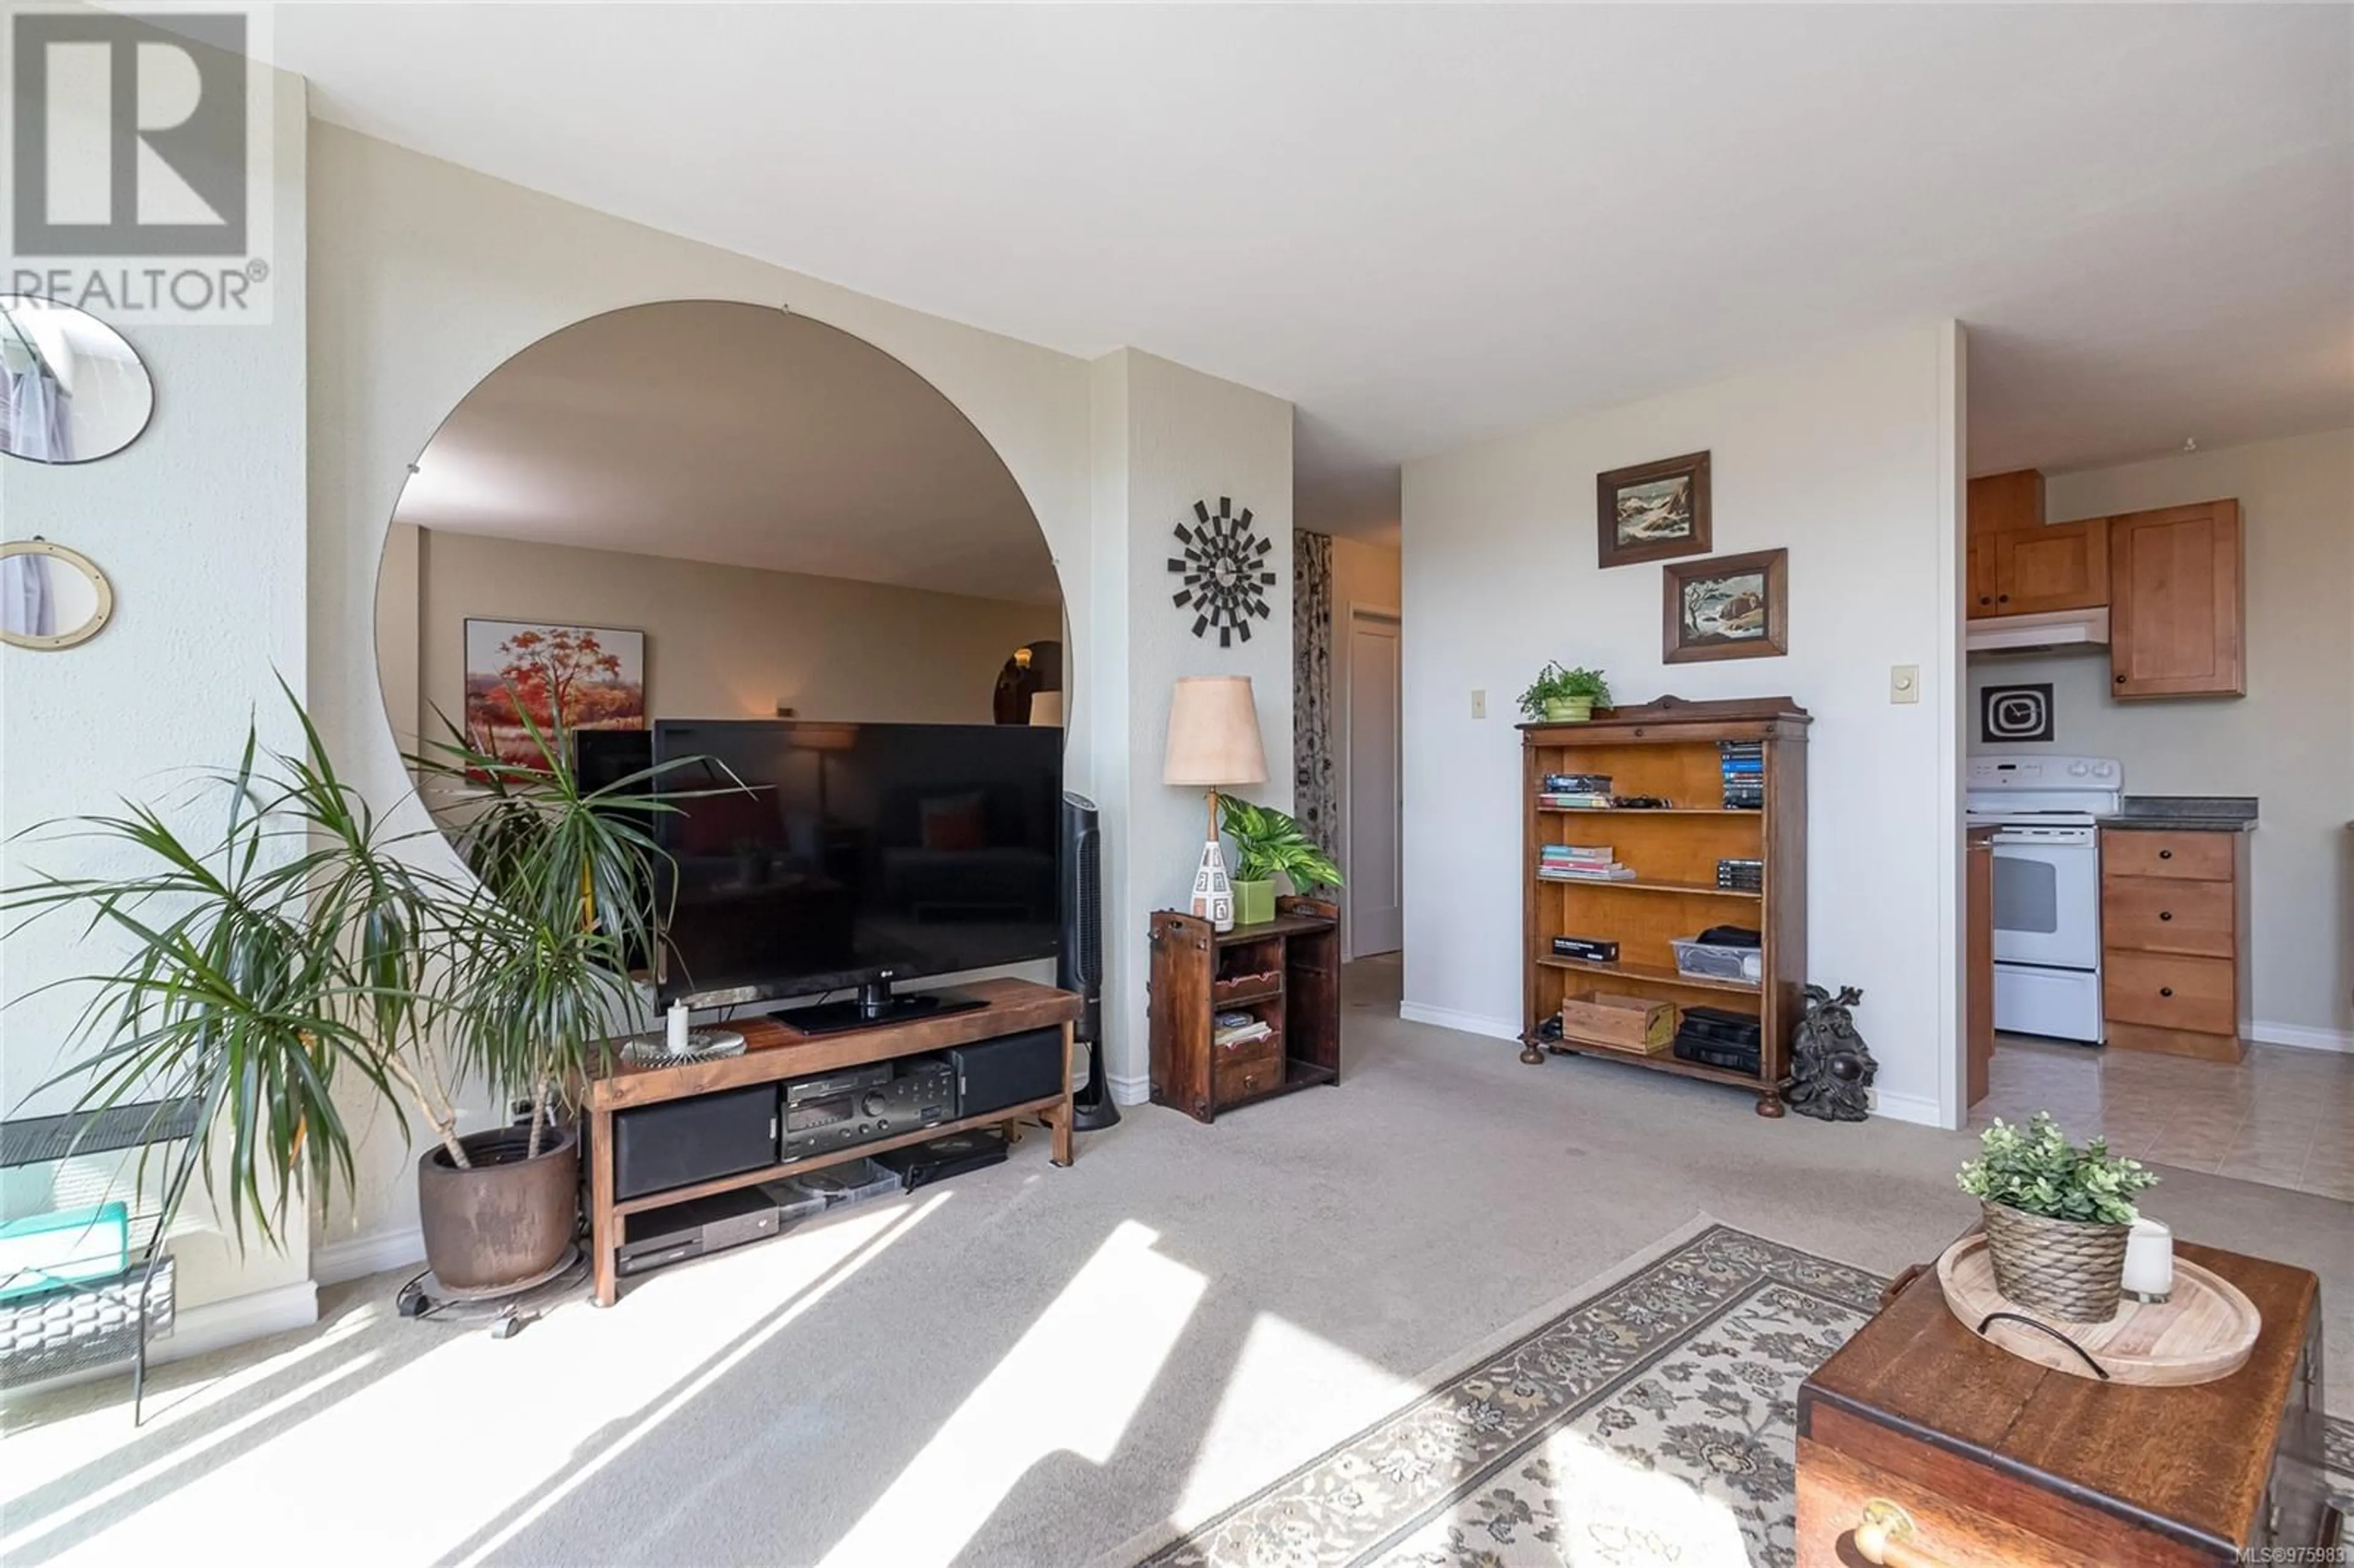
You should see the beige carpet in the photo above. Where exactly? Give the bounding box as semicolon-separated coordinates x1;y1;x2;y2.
5;957;2348;1567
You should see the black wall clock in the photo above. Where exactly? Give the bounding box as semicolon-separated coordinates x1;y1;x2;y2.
1168;497;1275;646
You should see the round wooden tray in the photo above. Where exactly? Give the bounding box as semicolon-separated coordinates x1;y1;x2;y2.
1937;1233;2260;1386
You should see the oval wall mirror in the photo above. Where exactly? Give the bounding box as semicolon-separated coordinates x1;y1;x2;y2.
1;295;156;465
1;539;115;649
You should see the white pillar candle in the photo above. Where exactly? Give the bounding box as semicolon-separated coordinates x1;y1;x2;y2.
2122;1217;2173;1302
666;1002;691;1054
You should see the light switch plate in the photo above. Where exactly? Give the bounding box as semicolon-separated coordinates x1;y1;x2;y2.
1889;664;1920;704
1471;689;1487;719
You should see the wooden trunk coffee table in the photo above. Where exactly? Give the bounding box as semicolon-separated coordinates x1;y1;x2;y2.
1796;1235;2335;1567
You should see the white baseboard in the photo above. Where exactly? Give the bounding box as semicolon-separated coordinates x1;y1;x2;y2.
2248;1019;2353;1054
1867;1089;1946;1128
1398;1001;1523;1042
313;1225;425;1286
1109;1072;1151;1106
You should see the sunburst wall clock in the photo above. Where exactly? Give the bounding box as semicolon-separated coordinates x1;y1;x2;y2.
1167;497;1276;646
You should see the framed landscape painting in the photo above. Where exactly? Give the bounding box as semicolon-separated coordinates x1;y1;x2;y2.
463;618;646;768
1663;549;1787;663
1596;450;1711;568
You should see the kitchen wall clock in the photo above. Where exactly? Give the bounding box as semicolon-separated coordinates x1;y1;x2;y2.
1167;497;1274;646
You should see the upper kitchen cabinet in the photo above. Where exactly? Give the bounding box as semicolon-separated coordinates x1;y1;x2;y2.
2109;500;2245;699
1967;469;2045;535
1981;517;2110;617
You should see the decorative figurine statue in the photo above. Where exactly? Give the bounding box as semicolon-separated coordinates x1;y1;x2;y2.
1784;984;1876;1122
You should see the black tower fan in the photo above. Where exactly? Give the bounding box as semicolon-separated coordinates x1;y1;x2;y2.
1059;792;1118;1130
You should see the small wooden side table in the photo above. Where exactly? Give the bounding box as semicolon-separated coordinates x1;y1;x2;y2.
1148;896;1339;1122
1796;1236;2333;1566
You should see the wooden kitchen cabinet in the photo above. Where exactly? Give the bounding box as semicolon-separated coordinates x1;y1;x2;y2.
1966;518;2108;620
1965;468;2044;535
2101;826;2251;1062
2108;500;2245;698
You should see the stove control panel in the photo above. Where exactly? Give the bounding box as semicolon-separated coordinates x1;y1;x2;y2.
1967;755;2121;791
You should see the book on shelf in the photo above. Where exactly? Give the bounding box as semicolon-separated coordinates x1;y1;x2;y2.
1541;773;1613;793
1539;793;1614;809
1212;1013;1274;1047
1539;866;1637;881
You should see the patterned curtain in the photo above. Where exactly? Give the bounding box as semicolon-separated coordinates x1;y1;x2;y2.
1292;529;1338;854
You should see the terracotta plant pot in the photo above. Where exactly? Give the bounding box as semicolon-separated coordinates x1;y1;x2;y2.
1980;1200;2129;1322
1542;696;1594;723
417;1124;579;1295
1233;877;1278;927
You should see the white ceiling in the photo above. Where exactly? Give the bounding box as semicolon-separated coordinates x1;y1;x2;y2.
281;5;2351;539
392;301;1059;604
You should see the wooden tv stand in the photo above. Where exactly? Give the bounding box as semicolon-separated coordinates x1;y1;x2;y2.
583;977;1082;1305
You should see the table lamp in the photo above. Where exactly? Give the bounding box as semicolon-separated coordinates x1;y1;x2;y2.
1163;676;1268;932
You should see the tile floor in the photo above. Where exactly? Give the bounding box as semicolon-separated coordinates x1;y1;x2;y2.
1971;1034;2354;1200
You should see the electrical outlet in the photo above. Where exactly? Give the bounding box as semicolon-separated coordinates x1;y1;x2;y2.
1471;689;1487;719
1889;664;1920;704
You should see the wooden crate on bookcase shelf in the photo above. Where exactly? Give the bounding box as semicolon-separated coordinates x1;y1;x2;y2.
1521;695;1810;1117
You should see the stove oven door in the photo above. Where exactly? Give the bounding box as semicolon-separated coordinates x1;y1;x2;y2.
1989;828;2100;971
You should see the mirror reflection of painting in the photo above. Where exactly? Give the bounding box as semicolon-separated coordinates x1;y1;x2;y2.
0;295;156;465
463;618;647;769
1;541;112;649
1616;475;1693;545
1682;569;1769;641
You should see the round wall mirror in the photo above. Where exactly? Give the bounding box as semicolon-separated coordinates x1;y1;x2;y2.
1;295;156;465
1;539;115;649
373;297;1064;820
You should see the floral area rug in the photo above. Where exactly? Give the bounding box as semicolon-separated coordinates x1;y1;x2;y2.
1130;1222;1882;1568
1127;1220;2354;1568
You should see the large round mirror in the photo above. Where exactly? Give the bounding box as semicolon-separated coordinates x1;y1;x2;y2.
0;295;156;464
373;302;1068;1011
1;539;115;649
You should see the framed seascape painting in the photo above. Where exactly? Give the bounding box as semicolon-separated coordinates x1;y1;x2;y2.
1596;450;1711;568
1663;549;1787;663
463;618;646;768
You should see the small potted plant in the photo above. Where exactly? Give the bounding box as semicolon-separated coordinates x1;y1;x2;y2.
1515;661;1611;724
1217;797;1344;927
1957;1112;2158;1322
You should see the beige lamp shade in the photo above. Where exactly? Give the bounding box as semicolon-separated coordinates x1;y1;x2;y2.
1164;676;1268;787
1029;690;1065;727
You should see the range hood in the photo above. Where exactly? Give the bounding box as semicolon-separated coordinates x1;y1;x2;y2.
1967;607;2110;654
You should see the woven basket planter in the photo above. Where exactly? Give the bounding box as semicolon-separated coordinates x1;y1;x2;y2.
1981;1200;2128;1322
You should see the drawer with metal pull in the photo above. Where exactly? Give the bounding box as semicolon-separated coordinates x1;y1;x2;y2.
2101;830;2234;881
2103;951;2236;1035
2101;875;2234;957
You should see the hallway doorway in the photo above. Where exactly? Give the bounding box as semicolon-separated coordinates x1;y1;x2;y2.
1344;607;1402;958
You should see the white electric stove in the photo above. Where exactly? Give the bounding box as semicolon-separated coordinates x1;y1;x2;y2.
1965;755;2122;1045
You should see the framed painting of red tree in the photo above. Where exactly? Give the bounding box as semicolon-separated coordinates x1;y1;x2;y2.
463;618;646;767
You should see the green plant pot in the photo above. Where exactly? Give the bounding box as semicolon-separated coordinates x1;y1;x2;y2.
1233;878;1277;927
1542;696;1595;723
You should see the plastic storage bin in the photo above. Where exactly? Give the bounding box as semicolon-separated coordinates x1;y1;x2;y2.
1670;938;1763;985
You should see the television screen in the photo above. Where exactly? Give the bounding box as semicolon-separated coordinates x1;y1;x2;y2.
649;720;1062;1008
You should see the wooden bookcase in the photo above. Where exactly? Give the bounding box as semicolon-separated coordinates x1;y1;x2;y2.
1519;695;1810;1116
1149;896;1340;1123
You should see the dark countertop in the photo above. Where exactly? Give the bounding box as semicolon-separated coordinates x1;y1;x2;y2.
2098;794;2258;833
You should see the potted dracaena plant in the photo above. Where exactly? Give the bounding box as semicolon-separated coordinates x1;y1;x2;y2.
1957;1111;2159;1322
1515;661;1611;724
1216;797;1344;928
5;684;706;1296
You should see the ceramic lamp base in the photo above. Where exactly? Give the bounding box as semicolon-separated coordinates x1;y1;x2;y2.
1191;839;1235;933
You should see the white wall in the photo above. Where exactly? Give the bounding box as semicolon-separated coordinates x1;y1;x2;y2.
1094;349;1297;1098
1966;427;2354;1048
1325;535;1403;950
308;129;1292;1268
389;525;1061;740
1400;322;1967;1126
1;72;319;1341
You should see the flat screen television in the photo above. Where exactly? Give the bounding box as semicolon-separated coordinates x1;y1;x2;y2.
648;719;1062;1018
